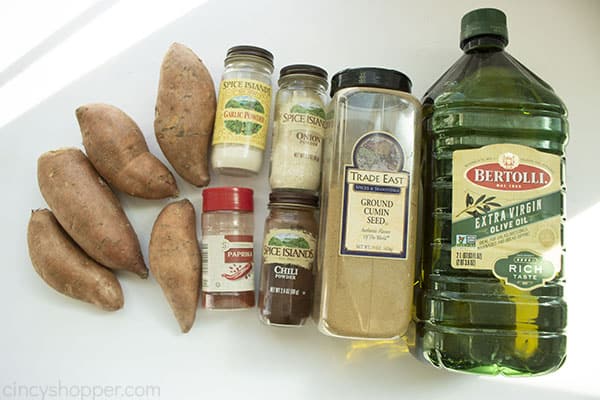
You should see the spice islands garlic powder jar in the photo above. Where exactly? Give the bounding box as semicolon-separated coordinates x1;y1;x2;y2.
314;68;421;339
201;187;255;310
211;46;274;176
269;64;329;191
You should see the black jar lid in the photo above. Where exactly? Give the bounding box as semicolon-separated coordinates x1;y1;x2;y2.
226;45;274;67
269;190;319;208
330;67;412;97
280;64;328;80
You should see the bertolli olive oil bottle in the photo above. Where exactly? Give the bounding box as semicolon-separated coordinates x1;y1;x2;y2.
414;8;568;375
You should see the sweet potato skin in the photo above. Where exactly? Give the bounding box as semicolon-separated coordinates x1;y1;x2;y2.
154;42;216;187
149;199;201;332
77;103;178;199
37;148;147;278
27;209;124;311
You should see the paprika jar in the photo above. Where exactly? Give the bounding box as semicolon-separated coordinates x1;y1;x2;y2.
201;187;255;310
259;190;319;326
269;64;329;191
211;45;274;176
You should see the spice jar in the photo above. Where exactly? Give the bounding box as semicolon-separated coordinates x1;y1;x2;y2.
259;190;319;326
211;45;274;176
314;68;421;339
269;64;329;191
201;187;255;310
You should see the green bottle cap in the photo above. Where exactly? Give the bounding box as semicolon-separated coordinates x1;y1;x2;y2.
460;8;508;47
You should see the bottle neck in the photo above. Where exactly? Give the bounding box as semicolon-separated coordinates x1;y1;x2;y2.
269;204;316;216
269;204;316;221
461;35;507;53
278;74;328;94
225;55;274;75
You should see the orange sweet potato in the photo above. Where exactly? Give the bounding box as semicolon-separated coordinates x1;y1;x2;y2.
76;103;178;199
37;148;147;278
154;43;216;187
149;199;201;332
27;209;124;311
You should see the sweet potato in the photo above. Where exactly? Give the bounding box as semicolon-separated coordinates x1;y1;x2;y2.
76;103;178;199
154;42;216;187
27;209;124;311
37;148;147;278
149;199;201;332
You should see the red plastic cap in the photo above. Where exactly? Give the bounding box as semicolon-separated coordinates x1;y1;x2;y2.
202;187;254;212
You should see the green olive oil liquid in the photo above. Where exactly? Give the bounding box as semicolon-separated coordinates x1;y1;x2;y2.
414;8;568;376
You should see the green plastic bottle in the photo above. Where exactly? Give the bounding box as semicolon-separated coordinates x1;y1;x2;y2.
414;8;568;376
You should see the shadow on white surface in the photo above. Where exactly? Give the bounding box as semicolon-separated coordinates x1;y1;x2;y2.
0;0;118;87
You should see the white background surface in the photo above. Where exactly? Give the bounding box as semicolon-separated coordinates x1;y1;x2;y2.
1;1;599;399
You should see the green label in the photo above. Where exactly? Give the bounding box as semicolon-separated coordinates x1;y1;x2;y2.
451;192;561;245
493;251;556;290
451;144;562;290
213;79;272;150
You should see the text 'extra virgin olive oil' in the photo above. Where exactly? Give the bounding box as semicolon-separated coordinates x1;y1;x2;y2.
414;8;568;376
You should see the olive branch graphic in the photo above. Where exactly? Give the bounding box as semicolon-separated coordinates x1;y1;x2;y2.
456;193;502;218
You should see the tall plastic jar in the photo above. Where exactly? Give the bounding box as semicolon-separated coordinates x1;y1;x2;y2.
269;64;329;191
314;68;421;339
414;8;568;376
211;46;274;176
201;187;255;310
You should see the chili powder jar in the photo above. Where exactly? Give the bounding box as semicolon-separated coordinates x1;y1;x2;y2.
202;187;255;310
258;190;319;326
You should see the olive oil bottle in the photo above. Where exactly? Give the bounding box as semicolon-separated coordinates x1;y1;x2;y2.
414;8;568;376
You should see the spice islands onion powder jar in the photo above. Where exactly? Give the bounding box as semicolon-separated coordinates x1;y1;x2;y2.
269;64;329;192
201;187;255;310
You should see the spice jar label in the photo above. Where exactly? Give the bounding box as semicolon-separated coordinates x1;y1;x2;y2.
263;229;317;270
213;79;272;150
262;229;316;315
202;234;254;292
451;144;562;290
340;131;410;258
271;98;326;180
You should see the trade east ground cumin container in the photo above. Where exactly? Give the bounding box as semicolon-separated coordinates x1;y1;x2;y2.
314;68;421;339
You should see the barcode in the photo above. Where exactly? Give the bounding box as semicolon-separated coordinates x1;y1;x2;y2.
201;243;209;288
201;243;209;260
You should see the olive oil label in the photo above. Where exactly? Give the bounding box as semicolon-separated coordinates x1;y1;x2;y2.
213;79;272;150
263;229;317;270
340;131;410;259
273;98;327;165
202;235;254;292
451;143;562;290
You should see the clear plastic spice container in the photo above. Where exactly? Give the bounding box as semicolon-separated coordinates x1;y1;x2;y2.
211;45;274;176
314;68;421;339
269;64;329;191
259;190;319;327
201;187;255;310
